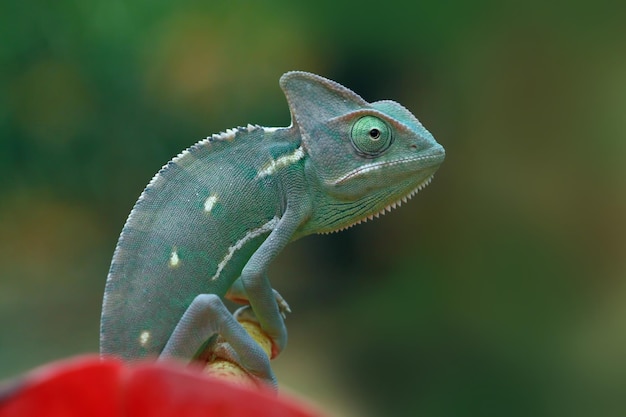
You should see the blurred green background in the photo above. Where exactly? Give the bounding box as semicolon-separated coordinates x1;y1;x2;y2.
1;0;625;415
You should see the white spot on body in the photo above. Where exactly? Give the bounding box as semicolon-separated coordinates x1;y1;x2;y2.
210;216;280;281
169;248;180;268
203;194;218;213
139;330;150;346
257;146;305;179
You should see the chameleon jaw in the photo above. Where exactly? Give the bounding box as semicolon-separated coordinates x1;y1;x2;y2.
319;174;435;234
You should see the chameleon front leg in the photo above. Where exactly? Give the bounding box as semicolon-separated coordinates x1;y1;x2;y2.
239;200;310;358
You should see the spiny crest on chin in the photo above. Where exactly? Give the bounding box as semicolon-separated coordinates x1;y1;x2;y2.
319;174;435;235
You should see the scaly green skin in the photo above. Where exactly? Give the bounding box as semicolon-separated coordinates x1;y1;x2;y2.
100;71;445;387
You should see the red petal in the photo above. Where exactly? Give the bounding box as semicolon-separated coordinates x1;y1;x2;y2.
126;361;321;417
0;356;325;417
0;356;122;417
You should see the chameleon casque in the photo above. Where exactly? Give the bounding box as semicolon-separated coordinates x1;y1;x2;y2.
100;71;445;387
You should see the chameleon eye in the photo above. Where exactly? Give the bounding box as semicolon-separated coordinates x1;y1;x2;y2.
350;116;392;156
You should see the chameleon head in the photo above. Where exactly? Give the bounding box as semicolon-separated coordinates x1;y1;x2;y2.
281;72;445;232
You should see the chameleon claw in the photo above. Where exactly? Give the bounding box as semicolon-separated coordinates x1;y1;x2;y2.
272;289;291;318
233;306;256;323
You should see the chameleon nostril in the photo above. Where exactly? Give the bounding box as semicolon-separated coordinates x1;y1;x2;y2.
410;144;418;150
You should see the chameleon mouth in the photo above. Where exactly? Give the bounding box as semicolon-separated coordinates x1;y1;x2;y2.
320;174;435;234
330;154;442;186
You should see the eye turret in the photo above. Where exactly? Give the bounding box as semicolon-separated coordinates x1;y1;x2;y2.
350;116;392;156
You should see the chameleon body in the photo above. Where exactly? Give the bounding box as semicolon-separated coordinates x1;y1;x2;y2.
100;71;445;386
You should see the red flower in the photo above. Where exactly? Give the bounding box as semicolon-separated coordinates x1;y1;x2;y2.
0;356;325;417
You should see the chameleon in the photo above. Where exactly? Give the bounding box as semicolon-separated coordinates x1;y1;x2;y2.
100;71;445;387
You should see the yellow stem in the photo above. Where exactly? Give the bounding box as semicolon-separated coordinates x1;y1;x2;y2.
202;320;272;388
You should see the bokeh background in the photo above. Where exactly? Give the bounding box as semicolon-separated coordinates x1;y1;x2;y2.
1;1;625;416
